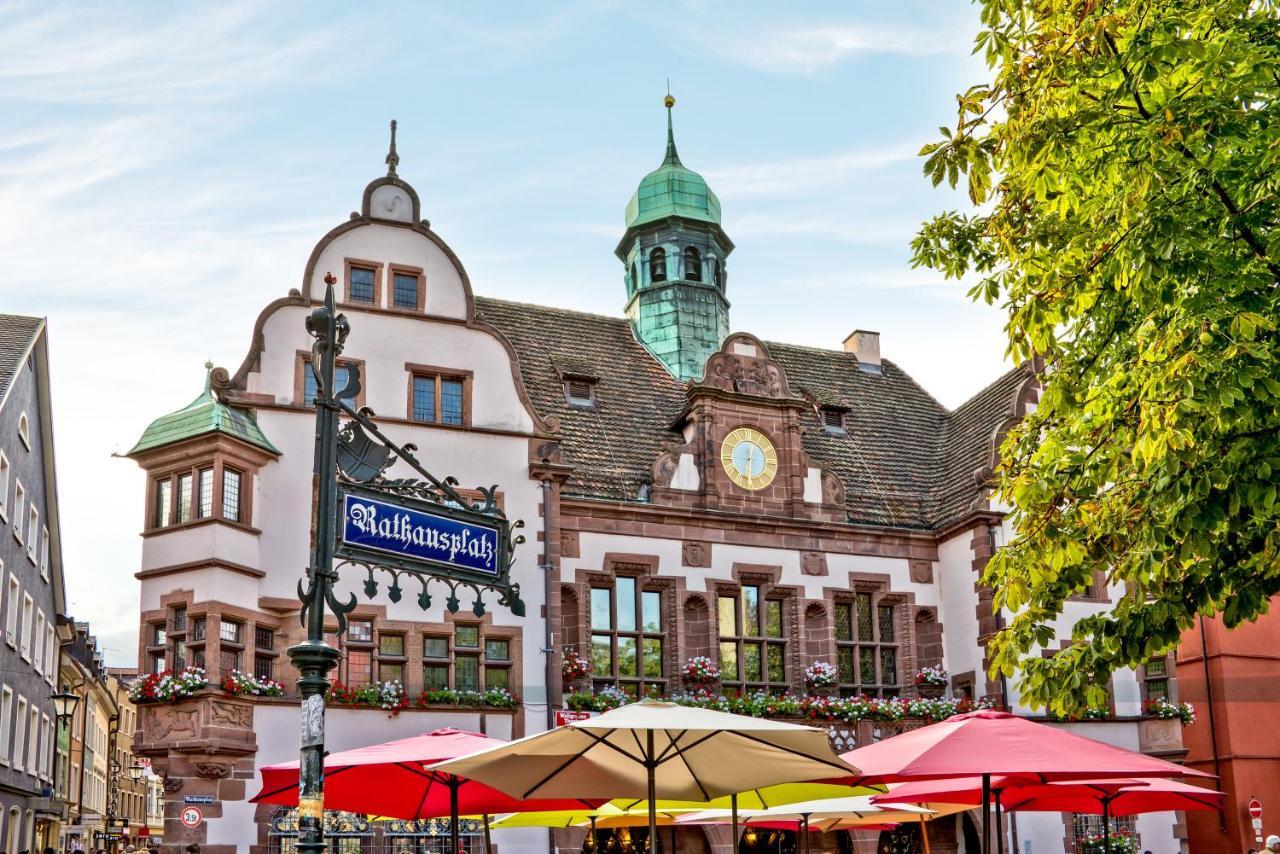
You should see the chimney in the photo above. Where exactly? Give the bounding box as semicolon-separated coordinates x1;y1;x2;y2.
842;329;881;373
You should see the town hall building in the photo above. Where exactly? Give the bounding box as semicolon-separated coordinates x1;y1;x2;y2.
127;102;1192;854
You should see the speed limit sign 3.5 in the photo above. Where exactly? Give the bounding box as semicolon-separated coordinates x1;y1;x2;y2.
180;806;204;829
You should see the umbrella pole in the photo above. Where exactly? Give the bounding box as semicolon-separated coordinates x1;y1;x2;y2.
919;815;931;854
1102;796;1112;854
483;814;492;854
731;793;739;854
449;776;461;854
589;816;597;854
981;773;991;854
994;790;1004;854
800;814;810;854
647;730;658;854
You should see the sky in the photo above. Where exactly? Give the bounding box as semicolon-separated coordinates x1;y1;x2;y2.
0;1;1008;666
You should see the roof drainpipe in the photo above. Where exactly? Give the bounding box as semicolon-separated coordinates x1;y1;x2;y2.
1199;617;1227;837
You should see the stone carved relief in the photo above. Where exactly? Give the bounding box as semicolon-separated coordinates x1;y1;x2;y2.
701;352;787;398
193;761;233;779
800;552;827;577
148;707;200;742
652;450;679;487
820;470;846;506
682;541;710;568
909;560;934;584
210;701;252;729
560;528;580;560
163;777;183;794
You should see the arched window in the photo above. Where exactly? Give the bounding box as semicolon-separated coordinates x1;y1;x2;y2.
649;248;667;282
629;262;638;295
711;258;723;287
684;246;702;281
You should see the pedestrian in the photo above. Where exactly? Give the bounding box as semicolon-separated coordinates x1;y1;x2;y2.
1266;834;1280;852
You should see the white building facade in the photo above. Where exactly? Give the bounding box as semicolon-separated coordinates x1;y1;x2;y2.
128;114;1189;854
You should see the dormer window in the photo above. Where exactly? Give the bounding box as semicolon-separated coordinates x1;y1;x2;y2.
564;377;597;409
649;248;667;283
390;265;424;311
820;407;847;434
684;247;701;282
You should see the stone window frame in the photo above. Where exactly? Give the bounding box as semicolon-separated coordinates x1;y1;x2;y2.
587;572;666;698
294;350;368;411
1136;652;1177;704
404;362;474;428
420;621;517;695
145;459;256;534
714;578;791;693
388;263;426;313
0;451;9;522
342;257;383;308
830;585;904;697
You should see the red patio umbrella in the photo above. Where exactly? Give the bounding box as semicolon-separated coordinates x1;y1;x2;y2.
251;728;602;852
831;710;1209;854
875;776;1224;854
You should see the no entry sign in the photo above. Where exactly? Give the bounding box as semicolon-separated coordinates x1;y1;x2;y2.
180;806;204;829
1249;798;1263;819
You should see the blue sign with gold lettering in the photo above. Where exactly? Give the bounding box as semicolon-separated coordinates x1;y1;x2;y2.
337;490;501;581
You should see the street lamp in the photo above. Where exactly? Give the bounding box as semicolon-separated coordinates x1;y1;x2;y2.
128;763;145;783
51;687;80;726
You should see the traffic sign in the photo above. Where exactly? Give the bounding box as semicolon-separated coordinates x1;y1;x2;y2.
555;710;594;727
1249;798;1263;819
180;806;203;829
184;795;217;805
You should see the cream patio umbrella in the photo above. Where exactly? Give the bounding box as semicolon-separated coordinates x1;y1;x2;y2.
432;699;859;853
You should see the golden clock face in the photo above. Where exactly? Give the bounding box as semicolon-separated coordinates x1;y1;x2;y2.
720;427;778;491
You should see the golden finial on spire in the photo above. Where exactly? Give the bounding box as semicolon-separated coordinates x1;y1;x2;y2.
665;78;675;109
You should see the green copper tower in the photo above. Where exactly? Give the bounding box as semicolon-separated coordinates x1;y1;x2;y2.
617;94;733;381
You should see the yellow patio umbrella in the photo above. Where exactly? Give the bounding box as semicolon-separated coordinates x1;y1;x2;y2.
489;803;697;830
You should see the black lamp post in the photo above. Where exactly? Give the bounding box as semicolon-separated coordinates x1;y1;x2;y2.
285;272;526;854
51;687;80;833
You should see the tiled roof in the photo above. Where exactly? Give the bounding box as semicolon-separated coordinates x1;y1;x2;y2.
129;369;280;457
477;297;686;501
477;297;1020;531
0;314;43;407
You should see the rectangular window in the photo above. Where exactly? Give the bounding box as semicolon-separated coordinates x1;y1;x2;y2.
591;579;664;696
454;625;479;648
175;473;193;524
219;619;242;644
565;379;595;408
836;594;900;697
0;453;8;519
821;407;846;433
38;527;48;581
484;638;509;661
173;639;186;670
4;575;17;647
26;506;37;561
304;363;353;408
255;626;274;650
197;467;214;518
1143;657;1171;702
12;481;23;540
423;663;449;691
485;665;509;690
221;468;243;523
152;622;168;646
253;655;273;681
719;587;786;691
391;269;420;309
378;662;404;683
153;478;171;528
32;611;44;675
26;706;37;775
423;636;448;659
172;606;187;632
348;265;376;303
219;648;240;676
455;655;480;692
150;653;165;675
19;594;31;661
349;620;373;643
0;686;11;765
190;647;205;670
379;634;405;657
346;649;372;685
409;371;469;426
13;696;25;772
191;617;206;641
43;624;54;682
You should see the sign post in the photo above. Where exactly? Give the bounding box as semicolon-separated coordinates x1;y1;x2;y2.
1250;798;1263;845
287;272;526;854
